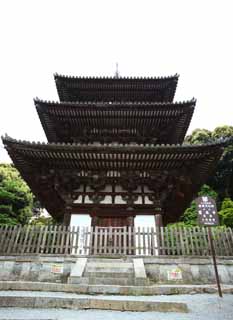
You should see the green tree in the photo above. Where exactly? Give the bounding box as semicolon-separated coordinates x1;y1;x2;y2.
185;125;233;200
185;128;212;144
212;125;233;140
218;198;233;227
30;216;55;226
180;185;218;226
208;138;233;200
180;201;198;226
0;164;33;225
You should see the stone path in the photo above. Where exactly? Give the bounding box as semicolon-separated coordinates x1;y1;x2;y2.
0;294;232;320
0;291;188;312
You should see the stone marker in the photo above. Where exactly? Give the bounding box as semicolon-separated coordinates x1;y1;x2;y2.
133;258;147;278
69;258;87;279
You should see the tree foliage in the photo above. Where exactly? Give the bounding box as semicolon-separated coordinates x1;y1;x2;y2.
0;164;33;225
209;141;233;200
185;126;233;145
30;216;56;226
185;128;212;145
218;198;233;228
179;185;218;227
186;126;233;200
170;125;233;227
212;125;233;140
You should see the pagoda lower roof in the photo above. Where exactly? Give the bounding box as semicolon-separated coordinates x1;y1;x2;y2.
54;74;179;103
35;99;195;144
2;136;224;172
2;136;224;223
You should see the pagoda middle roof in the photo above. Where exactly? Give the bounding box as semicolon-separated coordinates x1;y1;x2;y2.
35;99;195;144
54;73;179;103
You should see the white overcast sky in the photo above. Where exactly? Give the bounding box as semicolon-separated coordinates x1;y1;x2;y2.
0;0;232;162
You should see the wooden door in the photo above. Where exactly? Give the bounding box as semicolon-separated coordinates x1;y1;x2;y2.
91;216;134;254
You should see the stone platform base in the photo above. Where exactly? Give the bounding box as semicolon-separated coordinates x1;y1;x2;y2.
0;255;233;286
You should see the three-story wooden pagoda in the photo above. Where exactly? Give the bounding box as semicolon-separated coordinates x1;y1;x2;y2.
2;73;224;227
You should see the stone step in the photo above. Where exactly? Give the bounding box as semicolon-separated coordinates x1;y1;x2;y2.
2;281;233;296
84;272;134;279
134;278;151;286
68;258;148;287
86;262;133;268
87;258;127;263
89;277;136;286
69;277;137;286
86;267;133;273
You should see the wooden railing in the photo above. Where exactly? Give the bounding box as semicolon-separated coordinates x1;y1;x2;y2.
0;225;233;256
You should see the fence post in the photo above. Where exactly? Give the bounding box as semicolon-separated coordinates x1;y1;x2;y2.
155;215;162;255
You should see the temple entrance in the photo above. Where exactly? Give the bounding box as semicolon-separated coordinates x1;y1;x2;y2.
91;216;135;255
92;216;134;228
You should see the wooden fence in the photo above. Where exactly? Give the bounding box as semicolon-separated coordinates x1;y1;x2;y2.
0;225;233;256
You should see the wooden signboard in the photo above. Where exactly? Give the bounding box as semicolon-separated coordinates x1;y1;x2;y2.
195;196;222;298
195;196;219;226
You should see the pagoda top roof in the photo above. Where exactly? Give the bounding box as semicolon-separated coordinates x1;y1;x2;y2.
35;98;196;144
54;73;179;103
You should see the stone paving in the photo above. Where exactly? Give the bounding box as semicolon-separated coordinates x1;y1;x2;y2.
0;291;188;312
0;293;232;319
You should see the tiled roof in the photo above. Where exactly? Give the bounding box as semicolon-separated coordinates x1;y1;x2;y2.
35;99;195;144
54;73;179;103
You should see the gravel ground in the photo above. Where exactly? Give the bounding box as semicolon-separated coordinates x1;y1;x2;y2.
0;293;232;320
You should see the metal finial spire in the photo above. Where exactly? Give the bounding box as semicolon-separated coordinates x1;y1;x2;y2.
114;62;119;78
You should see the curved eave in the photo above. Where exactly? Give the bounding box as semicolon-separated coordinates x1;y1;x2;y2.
2;135;225;152
2;136;224;174
2;136;224;223
54;73;179;103
34;99;196;144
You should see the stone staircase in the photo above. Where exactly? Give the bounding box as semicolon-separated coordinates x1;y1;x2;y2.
68;257;150;286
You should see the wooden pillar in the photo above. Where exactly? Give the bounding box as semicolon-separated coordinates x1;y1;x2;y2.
155;213;163;256
63;207;71;226
127;216;135;227
155;213;163;228
91;216;98;227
